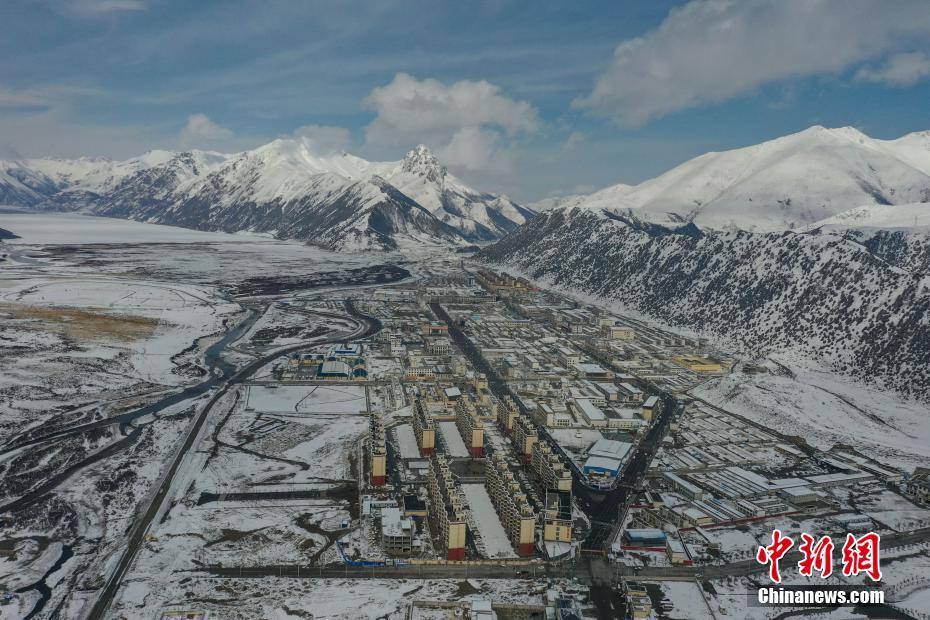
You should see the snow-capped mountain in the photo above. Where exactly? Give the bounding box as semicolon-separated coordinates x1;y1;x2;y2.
0;140;532;251
479;206;930;400
0;162;58;206
386;145;536;241
552;126;930;231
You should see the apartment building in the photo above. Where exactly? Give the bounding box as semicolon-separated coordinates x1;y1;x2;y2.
412;399;436;457
543;490;573;545
454;395;485;457
370;412;387;486
511;413;538;465
485;453;536;556
381;507;414;555
531;441;572;493
496;396;520;436
427;455;467;560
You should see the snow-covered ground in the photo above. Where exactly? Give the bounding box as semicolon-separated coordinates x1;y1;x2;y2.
2;212;386;286
394;423;420;459
3;276;239;386
460;484;517;559
1;212;252;244
653;581;715;619
692;358;930;471
855;488;930;533
110;574;554;619
210;386;368;486
0;213;390;618
246;384;367;415
438;420;469;458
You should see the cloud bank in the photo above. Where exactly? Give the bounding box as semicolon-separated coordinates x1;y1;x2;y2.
857;52;930;87
575;0;930;126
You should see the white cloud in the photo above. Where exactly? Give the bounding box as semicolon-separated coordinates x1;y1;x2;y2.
574;0;930;126
363;73;538;173
438;127;512;173
0;108;165;160
562;131;587;152
177;113;235;149
46;0;146;17
291;124;351;154
856;51;930;87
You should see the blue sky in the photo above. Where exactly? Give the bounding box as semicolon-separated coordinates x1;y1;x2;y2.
2;0;930;202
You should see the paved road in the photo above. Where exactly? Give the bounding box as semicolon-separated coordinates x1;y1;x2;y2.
197;525;930;586
87;300;380;619
200;561;573;581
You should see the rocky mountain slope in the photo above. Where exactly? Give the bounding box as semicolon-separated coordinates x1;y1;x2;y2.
385;145;535;241
479;206;930;400
0;141;532;251
558;126;930;232
804;203;930;275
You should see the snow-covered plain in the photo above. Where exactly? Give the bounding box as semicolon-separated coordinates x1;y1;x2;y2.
1;212;253;244
3;277;239;386
1;212;387;286
246;384;366;415
111;575;554;619
0;214;391;618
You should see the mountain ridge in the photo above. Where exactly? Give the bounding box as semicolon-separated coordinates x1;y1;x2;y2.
542;125;930;232
0;141;533;251
478;207;930;401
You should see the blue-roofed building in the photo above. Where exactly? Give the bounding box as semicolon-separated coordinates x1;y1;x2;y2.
622;528;668;546
582;438;632;488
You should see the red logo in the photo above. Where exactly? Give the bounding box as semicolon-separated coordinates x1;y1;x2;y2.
756;531;882;583
797;533;834;578
756;529;794;583
841;532;882;581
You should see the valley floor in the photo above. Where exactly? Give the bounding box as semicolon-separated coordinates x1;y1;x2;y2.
2;212;929;619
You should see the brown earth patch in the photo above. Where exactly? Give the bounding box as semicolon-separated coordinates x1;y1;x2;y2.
0;302;158;342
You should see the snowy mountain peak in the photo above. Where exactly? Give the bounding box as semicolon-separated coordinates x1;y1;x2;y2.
556;124;930;232
401;144;446;182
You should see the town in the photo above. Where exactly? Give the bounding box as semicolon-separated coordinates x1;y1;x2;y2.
140;257;930;618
